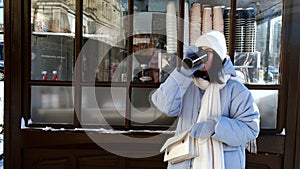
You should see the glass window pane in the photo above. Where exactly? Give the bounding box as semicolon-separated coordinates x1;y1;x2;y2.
31;0;76;81
31;86;74;124
131;88;176;127
81;87;126;126
250;90;278;129
81;0;127;82
132;0;178;83
234;1;282;84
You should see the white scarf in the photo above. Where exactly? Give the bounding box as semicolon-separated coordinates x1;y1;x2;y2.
192;77;228;169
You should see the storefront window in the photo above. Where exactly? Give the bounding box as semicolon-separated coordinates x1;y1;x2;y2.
81;87;126;126
255;16;281;84
31;86;74;124
131;0;178;84
131;88;176;127
27;0;282;130
235;0;282;130
251;90;278;129
234;1;282;84
31;0;76;81
82;0;127;82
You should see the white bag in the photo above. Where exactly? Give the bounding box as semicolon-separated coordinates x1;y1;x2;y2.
160;130;199;164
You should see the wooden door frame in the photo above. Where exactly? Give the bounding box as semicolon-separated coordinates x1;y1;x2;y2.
4;0;22;168
281;0;300;168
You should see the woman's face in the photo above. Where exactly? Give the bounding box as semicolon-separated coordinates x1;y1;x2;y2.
199;46;214;72
198;46;223;83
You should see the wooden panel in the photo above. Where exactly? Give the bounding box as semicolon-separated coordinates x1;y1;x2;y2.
247;163;269;169
22;147;125;169
22;147;168;169
23;149;70;169
35;159;68;169
246;153;283;169
129;154;167;169
23;147;284;169
257;135;285;154
78;156;121;169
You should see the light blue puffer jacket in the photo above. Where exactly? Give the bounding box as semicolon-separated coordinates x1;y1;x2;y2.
151;58;260;169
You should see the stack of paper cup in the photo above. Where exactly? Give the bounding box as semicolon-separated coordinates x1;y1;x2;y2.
213;6;224;33
183;2;190;51
245;7;256;52
202;7;212;33
223;7;231;53
189;2;201;45
202;4;210;9
235;8;246;53
166;0;177;53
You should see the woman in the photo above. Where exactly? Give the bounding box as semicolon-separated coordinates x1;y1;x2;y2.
151;30;260;169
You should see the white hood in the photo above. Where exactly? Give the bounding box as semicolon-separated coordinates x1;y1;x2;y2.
194;30;227;61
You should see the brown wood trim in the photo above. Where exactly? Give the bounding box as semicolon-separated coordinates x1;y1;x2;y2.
75;0;83;60
21;130;93;148
29;81;129;87
247;153;283;169
29;80;74;86
106;79;286;91
23;0;32;124
229;0;236;62
4;0;23;168
126;0;134;129
295;84;300;168
20;129;171;148
257;135;285;154
177;0;184;65
277;0;288;136
244;84;280;90
3;0;12;168
29;81;161;88
73;0;83;127
19;128;285;155
130;82;160;88
282;0;300;168
22;148;128;169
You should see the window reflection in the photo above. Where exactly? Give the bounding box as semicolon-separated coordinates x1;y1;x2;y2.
132;0;178;83
31;34;74;81
131;88;176;127
31;86;74;124
32;0;75;33
234;1;282;84
82;0;127;82
251;90;278;129
31;0;76;81
27;0;283;129
81;87;126;126
182;0;283;85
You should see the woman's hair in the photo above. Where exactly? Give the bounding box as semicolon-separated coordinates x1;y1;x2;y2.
207;50;224;83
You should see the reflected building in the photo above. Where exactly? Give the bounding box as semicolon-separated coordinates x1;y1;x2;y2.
31;0;125;48
30;0;126;81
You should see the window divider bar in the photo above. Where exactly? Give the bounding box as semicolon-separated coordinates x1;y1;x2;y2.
73;0;83;128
